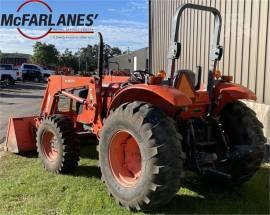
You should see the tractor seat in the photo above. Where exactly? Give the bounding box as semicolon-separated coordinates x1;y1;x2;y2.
174;70;196;86
173;70;197;98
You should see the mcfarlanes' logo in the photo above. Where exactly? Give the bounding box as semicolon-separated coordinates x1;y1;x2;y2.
0;0;98;40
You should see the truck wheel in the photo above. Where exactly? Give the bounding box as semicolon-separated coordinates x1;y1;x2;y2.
36;115;80;174
1;76;11;86
99;102;184;211
213;101;266;184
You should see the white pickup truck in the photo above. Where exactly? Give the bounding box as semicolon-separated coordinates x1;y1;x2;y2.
0;64;22;86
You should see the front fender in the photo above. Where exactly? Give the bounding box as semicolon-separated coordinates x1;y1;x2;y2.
108;84;192;116
214;82;257;114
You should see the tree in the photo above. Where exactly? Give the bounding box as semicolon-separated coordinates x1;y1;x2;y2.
32;42;59;66
104;45;122;68
78;44;98;73
0;50;3;61
58;49;79;71
77;44;122;72
111;47;122;57
123;47;131;55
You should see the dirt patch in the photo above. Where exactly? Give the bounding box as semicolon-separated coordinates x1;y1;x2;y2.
0;143;4;151
0;143;9;158
0;151;9;158
0;137;5;144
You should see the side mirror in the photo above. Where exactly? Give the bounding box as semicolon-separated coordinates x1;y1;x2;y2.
168;42;181;59
210;46;223;61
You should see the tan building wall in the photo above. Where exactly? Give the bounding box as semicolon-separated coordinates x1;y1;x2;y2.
109;48;149;72
150;0;269;141
150;0;270;105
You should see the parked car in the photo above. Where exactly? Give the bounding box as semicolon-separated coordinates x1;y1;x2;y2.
0;64;22;86
20;64;42;82
20;63;55;82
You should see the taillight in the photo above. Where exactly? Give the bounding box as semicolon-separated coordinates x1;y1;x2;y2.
16;72;19;76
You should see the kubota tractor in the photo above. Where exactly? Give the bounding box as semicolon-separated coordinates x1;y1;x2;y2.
5;4;266;211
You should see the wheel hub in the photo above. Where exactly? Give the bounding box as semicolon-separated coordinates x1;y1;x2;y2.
109;131;142;187
42;130;59;162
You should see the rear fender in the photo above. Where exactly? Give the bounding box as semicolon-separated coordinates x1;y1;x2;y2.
214;82;256;115
108;84;192;116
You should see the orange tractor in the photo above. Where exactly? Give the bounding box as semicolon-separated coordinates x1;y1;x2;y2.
5;4;266;211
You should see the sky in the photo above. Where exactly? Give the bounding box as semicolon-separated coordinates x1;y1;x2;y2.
0;0;148;54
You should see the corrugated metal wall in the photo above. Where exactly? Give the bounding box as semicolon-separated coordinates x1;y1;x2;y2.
150;0;270;104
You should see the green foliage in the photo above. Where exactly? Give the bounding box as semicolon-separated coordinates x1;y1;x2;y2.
0;50;4;63
0;145;269;214
76;44;122;73
111;47;122;56
58;49;79;72
31;42;122;73
32;42;59;66
104;45;122;68
77;44;98;72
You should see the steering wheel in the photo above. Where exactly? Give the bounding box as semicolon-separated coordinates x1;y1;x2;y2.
130;70;154;83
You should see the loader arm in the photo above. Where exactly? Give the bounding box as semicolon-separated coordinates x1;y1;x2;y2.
40;76;98;117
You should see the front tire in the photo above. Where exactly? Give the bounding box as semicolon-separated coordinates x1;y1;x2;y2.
99;102;184;211
36;115;80;174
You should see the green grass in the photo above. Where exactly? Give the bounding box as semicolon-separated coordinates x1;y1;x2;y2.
0;145;269;215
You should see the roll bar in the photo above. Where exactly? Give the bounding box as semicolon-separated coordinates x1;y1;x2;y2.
167;3;223;85
97;32;104;83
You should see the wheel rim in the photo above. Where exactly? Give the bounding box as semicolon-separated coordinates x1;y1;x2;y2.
109;131;142;187
41;130;59;162
3;79;9;86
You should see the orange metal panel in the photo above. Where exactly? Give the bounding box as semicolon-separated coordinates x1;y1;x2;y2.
5;116;37;153
109;84;193;116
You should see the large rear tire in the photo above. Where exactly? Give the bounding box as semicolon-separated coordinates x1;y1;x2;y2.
208;101;266;184
99;102;184;211
36;115;80;174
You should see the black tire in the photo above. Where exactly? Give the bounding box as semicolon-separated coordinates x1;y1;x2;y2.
10;78;15;85
1;75;12;86
36;115;80;174
99;102;184;211
0;79;7;87
216;101;266;184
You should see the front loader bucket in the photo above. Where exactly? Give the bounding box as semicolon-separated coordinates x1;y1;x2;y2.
5;116;37;153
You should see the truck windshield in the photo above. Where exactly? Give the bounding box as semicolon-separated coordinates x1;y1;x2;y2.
0;64;13;70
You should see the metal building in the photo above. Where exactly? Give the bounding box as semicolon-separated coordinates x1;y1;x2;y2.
149;0;269;140
0;53;31;66
109;47;149;72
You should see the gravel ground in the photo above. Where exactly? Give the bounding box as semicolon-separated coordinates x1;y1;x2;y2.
0;82;46;144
